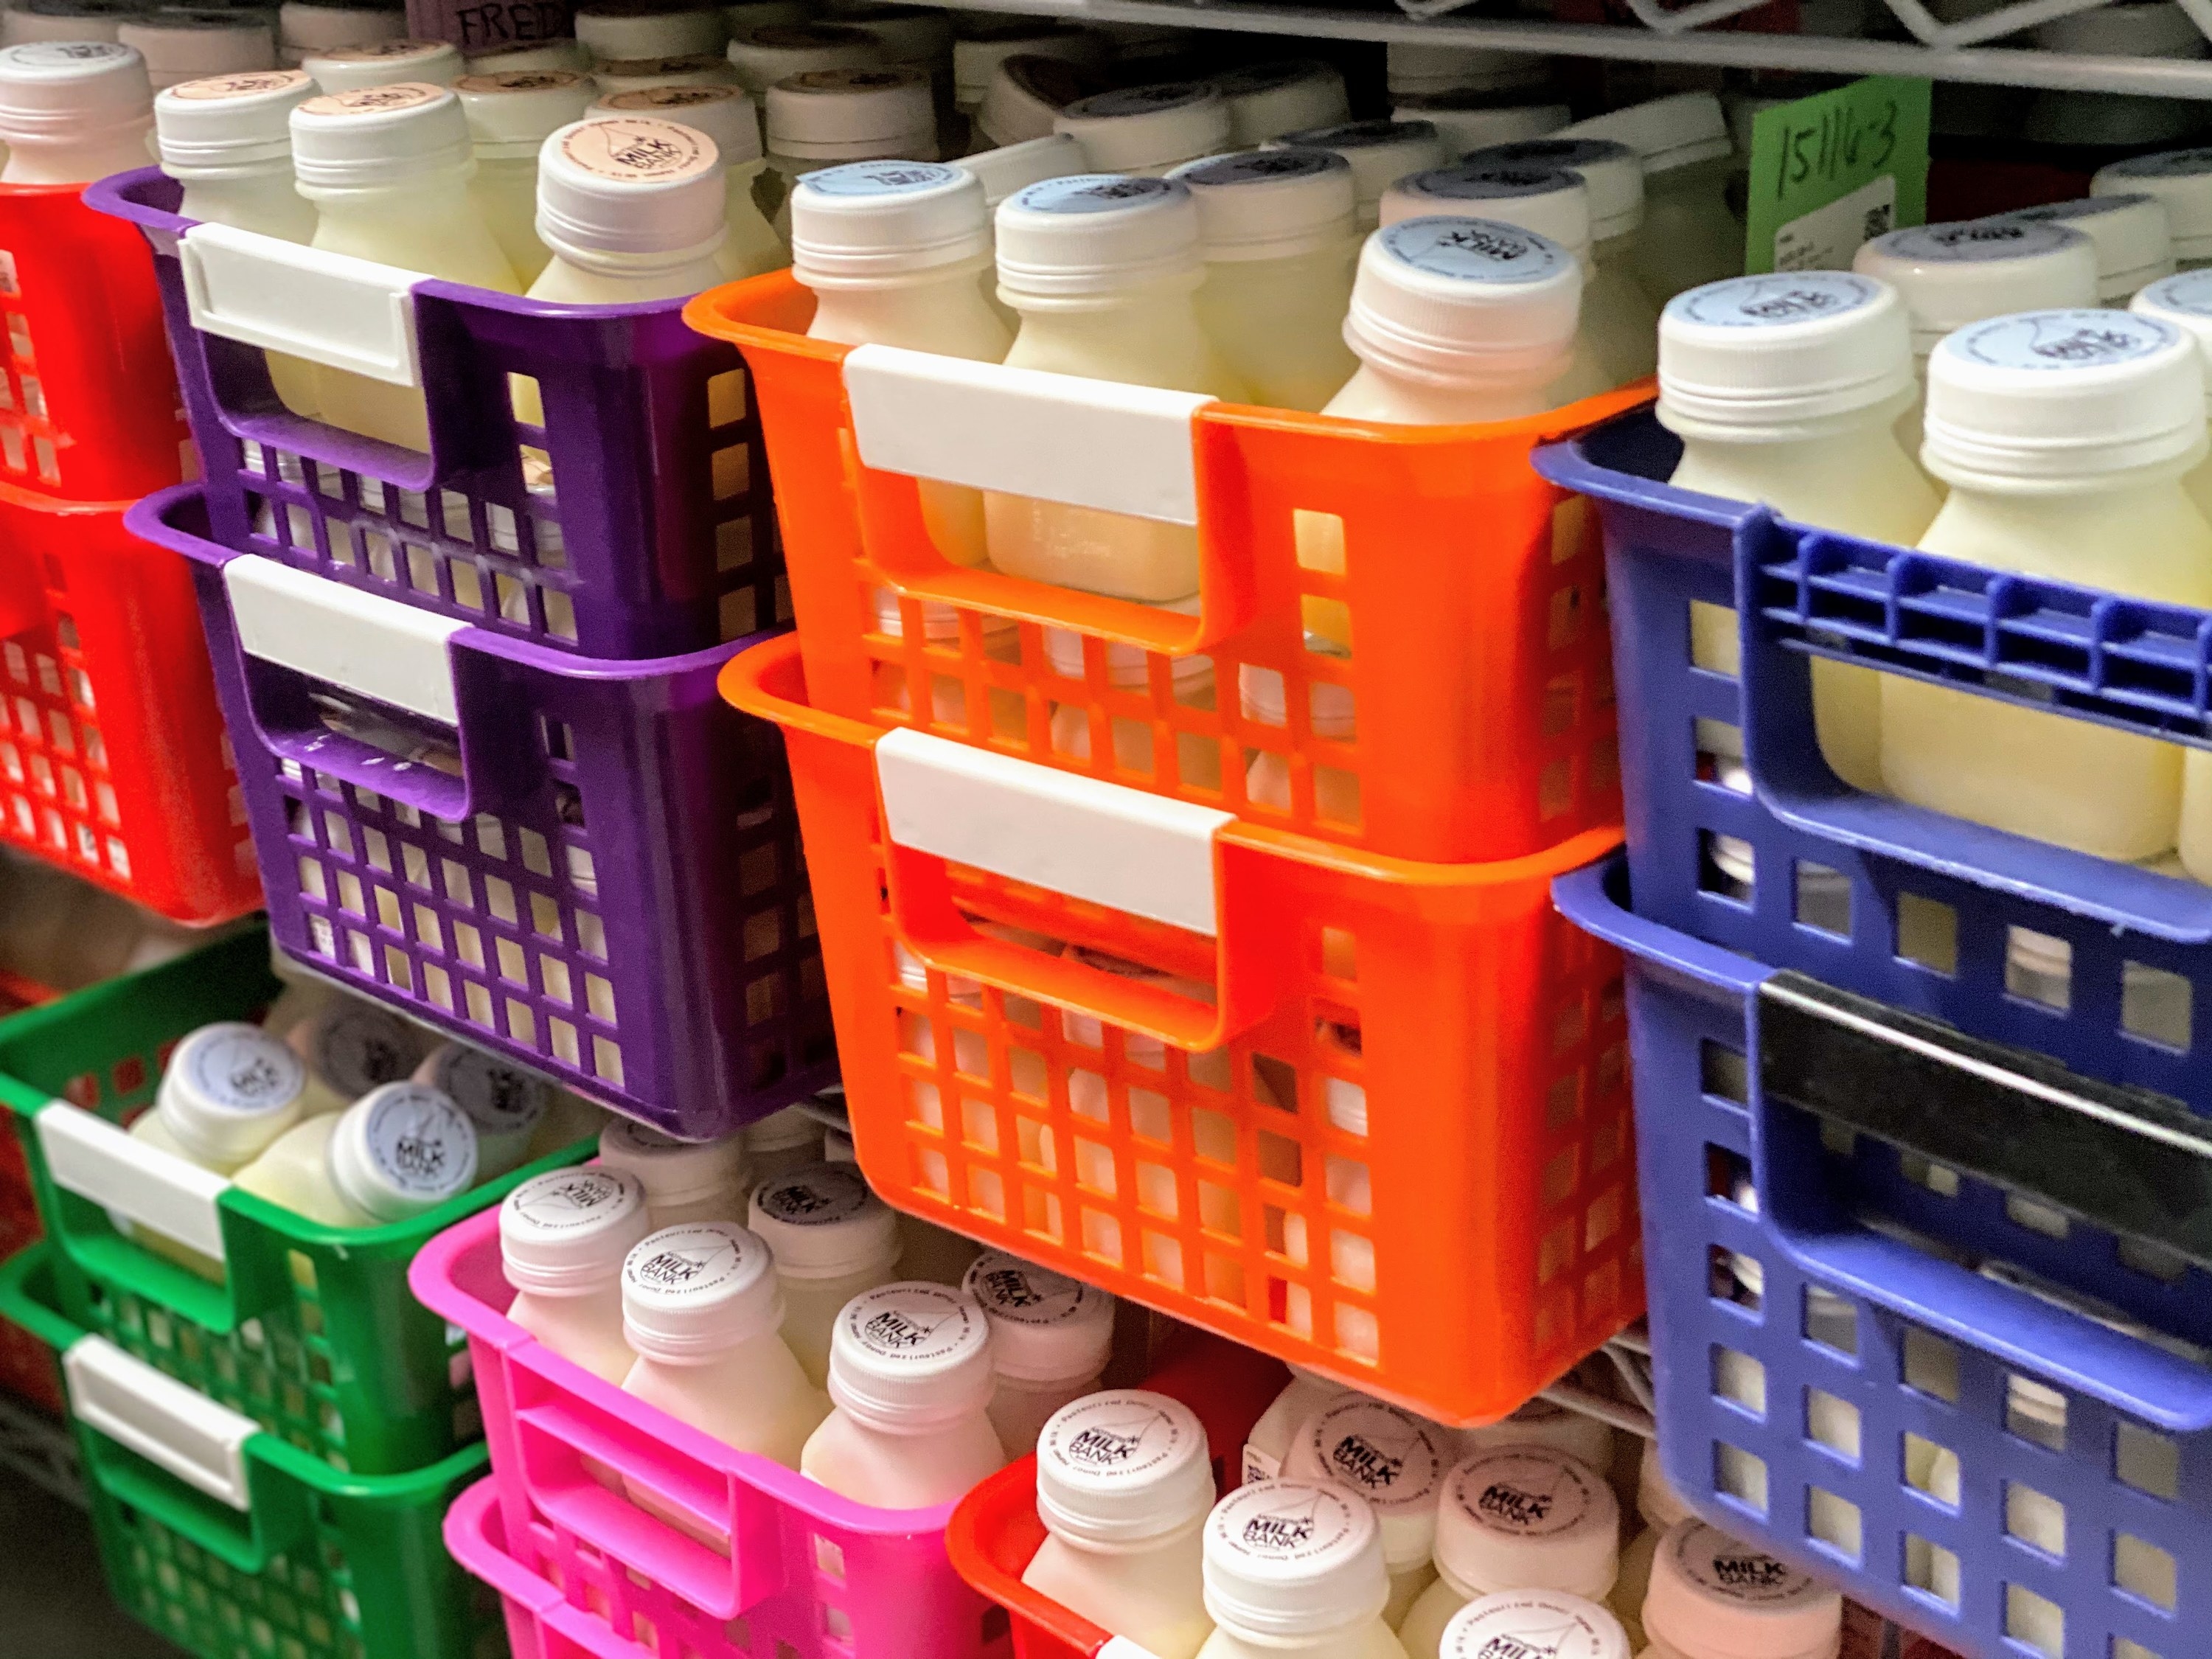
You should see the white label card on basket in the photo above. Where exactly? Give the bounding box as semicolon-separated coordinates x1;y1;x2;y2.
63;1336;257;1511
181;221;425;389
875;729;1233;937
226;557;466;726
36;1103;231;1263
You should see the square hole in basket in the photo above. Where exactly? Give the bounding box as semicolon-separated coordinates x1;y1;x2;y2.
1899;1152;1961;1198
1807;1488;1862;1561
1714;1441;1768;1514
1707;1144;1756;1208
1905;1434;1961;1507
1690;600;1741;676
2006;926;2072;1012
1903;1330;1961;1402
2115;1533;2177;1612
1711;1245;1761;1312
1905;1535;1961;1608
2006;1192;2071;1240
1713;1346;1767;1416
2118;1236;2190;1284
2115;1642;2163;1659
1700;830;1754;905
1701;1041;1749;1105
2123;961;2192;1051
2010;1376;2068;1454
1805;1286;1858;1356
1807;1389;1860;1461
1795;861;1851;937
2117;1422;2180;1500
2006;1585;2064;1659
2007;1482;2066;1558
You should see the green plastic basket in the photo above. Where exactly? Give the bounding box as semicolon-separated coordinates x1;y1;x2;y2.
0;1243;495;1659
1;925;591;1475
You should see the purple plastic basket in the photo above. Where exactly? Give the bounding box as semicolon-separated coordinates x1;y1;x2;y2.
130;482;837;1138
1557;857;2210;1659
88;168;781;663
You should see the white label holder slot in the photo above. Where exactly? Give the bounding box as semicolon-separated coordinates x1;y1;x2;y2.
226;557;467;727
36;1104;231;1265
181;221;424;389
63;1334;257;1510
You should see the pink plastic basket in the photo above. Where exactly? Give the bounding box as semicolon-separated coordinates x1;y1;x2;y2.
414;1204;1006;1659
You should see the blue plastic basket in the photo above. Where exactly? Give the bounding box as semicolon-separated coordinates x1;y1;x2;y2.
1555;856;2211;1659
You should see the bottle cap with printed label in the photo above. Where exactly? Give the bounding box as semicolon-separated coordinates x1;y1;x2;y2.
995;173;1201;301
592;82;759;165
1990;195;2174;303
748;1160;901;1276
415;1043;549;1168
501;1166;652;1293
955;131;1082;212
2096;147;2212;265
1043;592;1207;689
953;25;1099;116
456;69;594;156
742;1102;824;1155
790;159;991;285
120;12;276;91
536;115;727;260
289;998;431;1105
1169;147;1356;263
1052;80;1228;175
1441;1590;1632;1659
279;1;406;66
1;0;139;47
725;23;881;97
1433;1448;1621;1601
329;1082;479;1223
1923;307;2208;489
1345;216;1583;388
1283;1396;1448;1576
592;52;737;97
1391;92;1569;156
2133;268;2212;408
0;41;153;145
975;52;1102;147
156;69;314;173
1559;91;1731;175
961;1249;1115;1382
1213;58;1348;147
1851;221;2099;361
1385;41;1549;97
1467;137;1642;243
574;0;727;66
155;1021;310;1169
1657;272;1918;443
1268;119;1445;226
597;1116;748;1212
1454;1397;1617;1472
303;38;462;92
620;1220;784;1357
1035;1389;1212;1546
826;1281;995;1428
291;81;472;186
1642;1522;1843;1659
1380;163;1590;260
765;64;934;162
1203;1478;1391;1641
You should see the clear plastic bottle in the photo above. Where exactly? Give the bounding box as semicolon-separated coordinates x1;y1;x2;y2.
590;52;738;98
1559;93;1739;306
799;1281;1010;1506
1242;1366;1349;1484
1637;1522;1843;1659
1;0;137;46
279;1;406;69
0;40;154;184
499;1165;655;1382
763;65;936;236
573;0;727;66
741;1103;824;1181
1391;93;1568;156
456;69;594;284
1445;1593;1629;1659
302;38;462;92
953;24;1102;126
233;1080;479;1227
411;1043;548;1179
1453;1397;1618;1473
1053;81;1231;178
591;84;785;277
748;1158;902;1385
1284;1395;1451;1627
1888;308;2212;864
1986;194;2174;303
1196;1478;1409;1659
597;1116;749;1228
1267;119;1444;232
961;1249;1116;1457
524;113;731;307
1021;1390;1217;1659
2095;147;2212;271
1613;1441;1694;1652
2135;266;2212;521
1173;148;1360;413
1213;59;1348;148
973;52;1102;150
121;10;276;91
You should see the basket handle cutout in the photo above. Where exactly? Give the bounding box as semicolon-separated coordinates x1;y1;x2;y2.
182;223;422;391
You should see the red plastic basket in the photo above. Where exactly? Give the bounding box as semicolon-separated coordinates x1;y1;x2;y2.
0;968;61;1412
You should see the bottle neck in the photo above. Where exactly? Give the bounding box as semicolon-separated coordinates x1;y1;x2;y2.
542;232;728;282
1006;283;1210;360
1043;1508;1206;1559
808;267;995;338
302;168;479;218
3;124;156;186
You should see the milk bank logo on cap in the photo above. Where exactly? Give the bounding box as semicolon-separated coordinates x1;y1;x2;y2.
1678;272;1879;327
518;1169;627;1220
1952;307;2174;369
1244;1491;1323;1550
1062;1399;1181;1468
1705;1547;1801;1597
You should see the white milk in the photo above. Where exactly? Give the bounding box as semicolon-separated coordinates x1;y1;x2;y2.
234;1080;479;1226
523;114;731;312
1444;1593;1630;1659
1399;1449;1621;1659
500;1166;655;1382
291;83;522;450
953;24;1102;122
973;52;1100;150
748;1159;902;1385
1043;594;1217;782
1614;1440;1695;1653
1022;1390;1217;1659
1172;147;1360;413
286;994;431;1118
597;1116;748;1227
763;66;936;237
1660;272;1939;796
1385;41;1549;102
574;1;727;65
1053;81;1230;178
1559;94;1739;306
121;10;276;92
724;22;881;109
1267;119;1445;232
591;52;739;98
412;1043;549;1178
1213;59;1348;147
799;1281;1010;1506
1390;94;1569;156
2136;265;2212;521
1197;1479;1409;1659
1888;309;2212;864
793;158;1008;566
0;41;154;184
961;1250;1117;1456
302;38;463;92
279;1;405;69
741;1102;824;1180
1240;643;1357;822
590;83;785;277
1453;1397;1618;1473
1987;195;2174;303
986;173;1249;602
618;1222;827;1475
890;939;992;1138
456;68;594;283
2096;147;2212;271
1243;1366;1349;1484
1284;1394;1451;1627
955;131;1084;327
1637;1522;1843;1659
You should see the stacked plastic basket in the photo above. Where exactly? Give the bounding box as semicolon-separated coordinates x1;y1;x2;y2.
1540;411;2212;1659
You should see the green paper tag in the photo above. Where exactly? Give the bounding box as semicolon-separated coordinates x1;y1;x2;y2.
1745;76;1932;275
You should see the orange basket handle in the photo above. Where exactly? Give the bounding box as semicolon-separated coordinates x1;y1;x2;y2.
875;728;1285;1052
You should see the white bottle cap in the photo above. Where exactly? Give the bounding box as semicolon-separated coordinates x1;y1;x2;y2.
1343;216;1583;389
591;51;737;96
1054;80;1229;175
974;52;1096;147
956;131;1083;210
1043;593;1207;689
2;0;139;46
279;1;405;63
456;69;593;156
621;1220;784;1357
1035;1389;1213;1545
288;996;430;1100
1283;1395;1449;1574
156;69;313;173
593;82;761;165
742;1102;823;1154
2096;147;2212;264
825;1281;995;1430
1641;1522;1843;1659
1239;645;1354;738
2133;267;2212;408
790;158;990;285
1379;163;1590;262
467;42;593;76
597;1116;748;1212
961;1249;1115;1382
417;1042;550;1147
1657;272;1916;443
726;22;880;96
121;12;277;91
1559;91;1731;174
1385;41;1548;98
995;173;1203;302
1990;195;2174;302
1169;147;1356;262
748;1159;901;1276
303;38;462;92
1441;1591;1632;1659
1390;93;1571;156
1637;1437;1696;1532
1202;1479;1391;1642
328;1082;480;1222
574;1;727;64
536;115;727;260
835;4;952;76
1270;119;1444;223
1851;220;2100;361
953;25;1098;114
154;1021;310;1168
500;1166;653;1293
0;41;153;149
1213;58;1349;147
1434;1449;1621;1601
1466;136;1642;241
1455;1397;1616;1470
1923;308;2207;489
765;64;933;162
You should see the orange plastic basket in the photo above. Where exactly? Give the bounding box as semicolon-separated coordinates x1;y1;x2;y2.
686;273;1646;866
725;634;1640;1427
